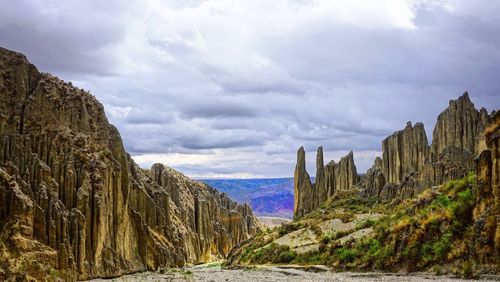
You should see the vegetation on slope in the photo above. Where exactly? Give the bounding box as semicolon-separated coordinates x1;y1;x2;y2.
228;173;494;277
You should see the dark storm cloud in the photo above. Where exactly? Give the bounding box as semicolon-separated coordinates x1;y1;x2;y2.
1;0;499;178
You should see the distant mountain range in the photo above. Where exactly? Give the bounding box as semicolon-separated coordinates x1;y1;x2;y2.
201;178;295;219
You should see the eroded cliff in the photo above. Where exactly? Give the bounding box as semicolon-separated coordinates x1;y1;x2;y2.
293;92;497;218
0;47;260;281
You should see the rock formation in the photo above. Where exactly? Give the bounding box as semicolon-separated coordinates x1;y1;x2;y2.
294;147;314;219
334;151;359;192
315;147;327;207
473;111;499;265
294;92;497;218
382;122;429;184
0;47;260;281
421;93;490;188
360;157;385;199
294;149;359;218
431;93;489;160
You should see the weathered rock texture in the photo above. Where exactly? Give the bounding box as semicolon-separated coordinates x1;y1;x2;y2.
473;111;499;266
382;122;428;184
0;47;260;281
294;92;497;218
294;149;359;218
294;147;314;219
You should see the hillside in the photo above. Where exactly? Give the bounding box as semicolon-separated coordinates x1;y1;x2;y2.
227;95;499;277
0;47;260;281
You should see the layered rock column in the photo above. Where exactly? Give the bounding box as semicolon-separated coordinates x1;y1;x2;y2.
334;151;359;192
382;122;429;184
431;92;489;160
315;146;327;207
294;147;360;218
294;147;314;219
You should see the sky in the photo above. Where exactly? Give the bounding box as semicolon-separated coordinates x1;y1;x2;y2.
1;0;499;178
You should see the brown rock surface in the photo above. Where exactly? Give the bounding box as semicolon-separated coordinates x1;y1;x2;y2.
484;112;500;264
431;92;489;160
293;147;314;219
334;151;359;192
314;146;327;208
295;149;359;217
472;111;499;266
382;122;429;184
0;47;260;280
361;157;385;199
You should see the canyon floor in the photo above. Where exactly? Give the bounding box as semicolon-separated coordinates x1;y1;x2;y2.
88;263;499;281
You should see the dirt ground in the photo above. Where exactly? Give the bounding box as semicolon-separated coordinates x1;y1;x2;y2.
88;264;499;282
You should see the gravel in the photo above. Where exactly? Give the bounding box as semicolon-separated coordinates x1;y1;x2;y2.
88;264;499;282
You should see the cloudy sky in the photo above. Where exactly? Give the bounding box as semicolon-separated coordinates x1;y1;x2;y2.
1;0;499;178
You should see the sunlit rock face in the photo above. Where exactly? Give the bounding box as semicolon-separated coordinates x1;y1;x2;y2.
294;92;497;218
0;47;260;281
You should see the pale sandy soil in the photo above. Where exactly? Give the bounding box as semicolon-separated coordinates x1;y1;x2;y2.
88;264;499;282
258;216;292;228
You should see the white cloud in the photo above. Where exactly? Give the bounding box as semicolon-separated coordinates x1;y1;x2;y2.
1;0;499;178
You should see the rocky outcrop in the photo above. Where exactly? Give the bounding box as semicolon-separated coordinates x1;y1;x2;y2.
334;151;359;192
360;157;385;199
315;147;327;208
294;147;314;219
423;93;490;187
295;148;359;218
473;111;499;266
431;93;489;160
294;92;497;217
0;47;260;281
382;122;429;184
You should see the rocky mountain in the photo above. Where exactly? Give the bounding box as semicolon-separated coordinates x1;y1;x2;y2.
0;47;260;281
228;99;499;276
294;92;495;218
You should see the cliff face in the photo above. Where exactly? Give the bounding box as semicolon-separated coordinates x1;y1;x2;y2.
294;92;496;218
382;122;428;184
0;47;260;281
473;111;499;265
431;93;489;160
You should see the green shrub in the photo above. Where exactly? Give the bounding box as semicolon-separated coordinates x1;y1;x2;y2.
276;249;297;263
320;234;332;244
335;248;356;264
277;223;302;237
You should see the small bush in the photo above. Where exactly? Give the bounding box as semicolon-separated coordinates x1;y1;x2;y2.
320;235;332;244
335;248;356;264
276;250;297;263
356;219;375;230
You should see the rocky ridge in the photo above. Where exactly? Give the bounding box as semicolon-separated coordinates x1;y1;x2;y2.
294;92;495;218
0;47;260;281
228;110;499;274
